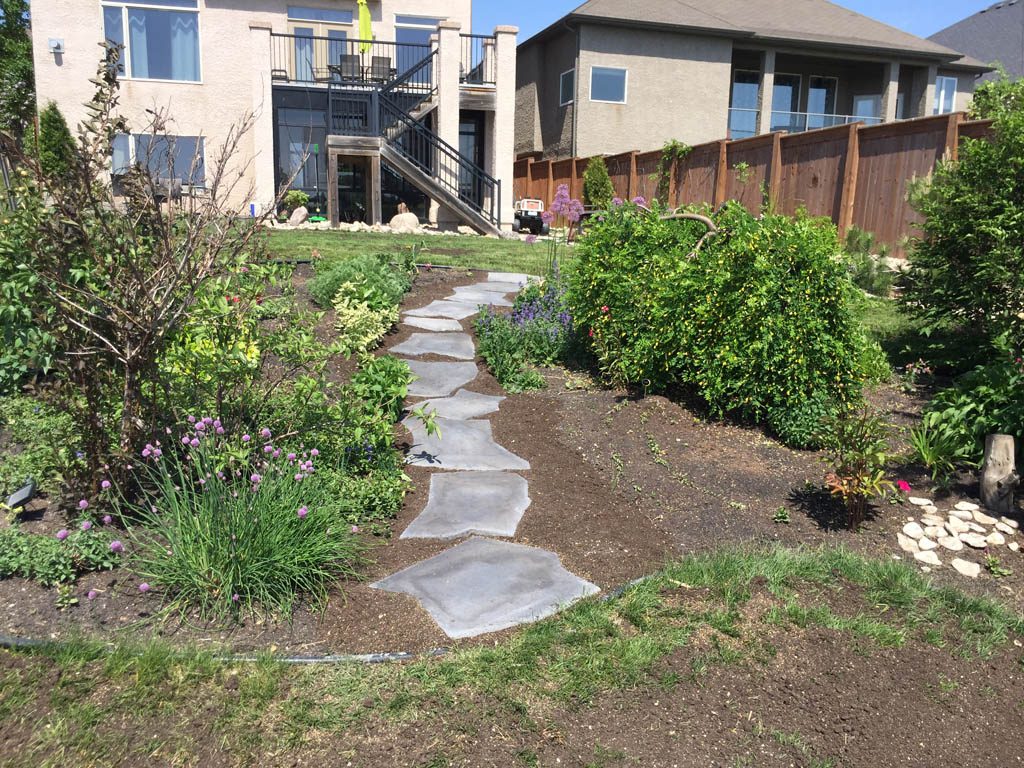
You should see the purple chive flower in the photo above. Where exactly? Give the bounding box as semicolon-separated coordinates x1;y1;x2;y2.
56;529;69;541
189;438;200;448
213;419;221;428
78;499;89;510
81;520;92;531
263;445;272;453
138;582;150;593
273;449;281;459
250;473;262;484
242;434;251;443
203;416;213;426
310;449;319;457
195;421;206;432
287;453;296;461
102;515;112;525
110;540;124;553
541;210;555;223
525;234;538;244
181;436;190;445
141;447;151;457
232;593;240;603
86;590;98;600
216;427;225;435
612;197;623;206
260;427;271;439
101;480;111;490
297;506;308;519
632;195;647;207
351;525;360;534
187;415;196;424
294;473;303;482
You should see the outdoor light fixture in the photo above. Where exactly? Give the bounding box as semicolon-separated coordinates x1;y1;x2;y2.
48;38;64;56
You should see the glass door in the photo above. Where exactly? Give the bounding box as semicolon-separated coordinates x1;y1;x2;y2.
729;70;760;139
287;6;353;82
458;113;485;209
770;74;802;132
807;76;838;129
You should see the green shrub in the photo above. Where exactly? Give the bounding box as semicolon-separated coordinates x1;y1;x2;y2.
334;286;399;355
581;155;615;209
309;253;412;310
858;336;892;384
122;423;367;621
283;189;310;213
34;101;75;179
0;395;80;498
476;309;546;393
843;226;895;297
350;354;412;423
901;84;1024;359
766;391;837;450
0;523;121;587
820;407;895;529
568;202;867;421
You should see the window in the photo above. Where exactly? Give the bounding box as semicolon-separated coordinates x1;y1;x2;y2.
287;6;353;24
807;76;838;129
934;76;957;115
728;70;759;139
590;66;626;103
770;73;801;132
559;69;574;106
101;0;200;82
277;108;327;191
395;16;442;77
112;133;205;185
853;94;882;121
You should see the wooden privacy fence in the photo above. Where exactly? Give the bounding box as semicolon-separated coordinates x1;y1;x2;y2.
513;112;994;257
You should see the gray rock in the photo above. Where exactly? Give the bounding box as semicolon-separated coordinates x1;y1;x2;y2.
391;332;477;360
449;287;514;306
403;416;530;471
405;300;482;320
371;537;599;638
951;558;981;578
415;389;504;420
287;206;308;225
406;360;478;398
402;316;464;332
967;522;987;533
389;211;421;234
401;471;531;539
902;521;925;540
959;533;988;549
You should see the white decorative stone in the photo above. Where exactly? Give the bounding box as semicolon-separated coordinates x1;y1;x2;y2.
1009;542;1020;553
950;509;974;521
914;550;941;566
986;531;1006;547
937;536;964;552
897;533;920;553
1000;517;1020;530
945;518;970;535
955;501;980;512
974;510;998;526
921;515;945;527
908;497;933;507
995;522;1016;536
923;526;945;539
959;533;987;549
967;522;987;534
921;566;932;573
952;558;981;578
902;522;925;540
922;505;940;516
918;536;938;551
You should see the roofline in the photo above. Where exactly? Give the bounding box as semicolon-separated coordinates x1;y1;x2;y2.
518;11;992;71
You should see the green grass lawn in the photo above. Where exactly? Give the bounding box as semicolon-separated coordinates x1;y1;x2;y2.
1;545;1020;766
267;229;565;275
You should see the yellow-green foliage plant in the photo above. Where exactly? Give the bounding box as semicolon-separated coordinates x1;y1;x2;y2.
333;282;398;355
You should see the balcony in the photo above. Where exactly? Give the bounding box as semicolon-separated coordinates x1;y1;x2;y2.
728;107;883;139
270;33;433;91
459;34;496;86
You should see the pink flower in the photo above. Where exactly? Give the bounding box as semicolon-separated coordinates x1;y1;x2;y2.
261;427;272;439
232;593;240;602
101;480;111;490
86;590;98;601
294;473;303;482
138;582;151;593
110;540;124;553
600;306;609;314
80;520;92;531
297;506;308;519
56;529;69;541
897;480;911;493
250;473;262;484
189;438;200;448
351;525;360;534
78;499;89;510
310;448;320;457
287;453;296;461
102;515;112;525
242;434;251;442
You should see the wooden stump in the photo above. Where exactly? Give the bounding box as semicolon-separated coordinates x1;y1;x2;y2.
980;434;1019;515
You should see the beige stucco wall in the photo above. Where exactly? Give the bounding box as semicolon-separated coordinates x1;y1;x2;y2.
30;0;474;211
939;69;980;114
574;25;733;157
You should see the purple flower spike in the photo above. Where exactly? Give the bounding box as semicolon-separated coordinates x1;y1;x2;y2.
110;540;124;553
56;529;69;541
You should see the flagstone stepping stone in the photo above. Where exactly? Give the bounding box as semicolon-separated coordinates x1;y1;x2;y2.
403;416;530;471
371;537;599;639
986;531;1006;547
959;533;987;549
902;521;924;540
392;332;477;360
914;550;941;566
1000;517;1019;530
465;280;525;295
450;287;514;306
995;522;1016;536
973;510;998;526
402;315;464;332
405;300;481;320
946;518;970;535
923;525;945;539
938;536;964;552
897;533;919;553
952;558;980;578
414;389;504;420
488;272;534;285
406;361;478;398
949;508;974;521
401;471;531;540
908;497;933;507
955;501;980;512
918;536;937;551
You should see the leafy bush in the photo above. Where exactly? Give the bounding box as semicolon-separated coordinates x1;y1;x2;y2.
476;310;546;393
0;523;121;586
821;407;895;529
582;155;614;209
334;287;399;355
766;391;837;450
0;395;80;498
843;226;895;297
350;354;412;423
901;83;1024;357
121;420;367;621
309;253;412;310
568;202;868;421
34;101;75;179
283;189;310;213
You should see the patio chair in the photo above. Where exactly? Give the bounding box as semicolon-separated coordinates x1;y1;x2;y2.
369;56;393;83
271;68;289;82
335;54;361;83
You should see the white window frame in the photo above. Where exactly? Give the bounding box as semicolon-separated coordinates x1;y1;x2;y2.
559;68;575;106
100;0;203;84
589;65;627;104
934;75;958;115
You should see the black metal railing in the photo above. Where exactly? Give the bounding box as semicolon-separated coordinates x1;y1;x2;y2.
270;32;433;88
460;33;496;86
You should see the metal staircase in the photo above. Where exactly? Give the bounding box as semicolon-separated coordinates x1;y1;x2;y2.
327;49;501;235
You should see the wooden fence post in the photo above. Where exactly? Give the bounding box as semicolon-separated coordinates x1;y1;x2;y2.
837;122;860;238
545;160;554;205
714;139;729;207
945;112;963;163
767;132;783;210
570;157;580;200
628;151;638;199
668;150;678;208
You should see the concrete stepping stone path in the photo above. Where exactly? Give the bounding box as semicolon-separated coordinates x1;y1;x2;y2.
371;538;599;639
391;332;477;360
374;274;598;639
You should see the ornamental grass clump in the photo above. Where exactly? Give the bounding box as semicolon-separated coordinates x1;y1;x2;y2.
120;417;366;622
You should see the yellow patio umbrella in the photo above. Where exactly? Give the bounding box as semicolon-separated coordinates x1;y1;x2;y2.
357;0;372;53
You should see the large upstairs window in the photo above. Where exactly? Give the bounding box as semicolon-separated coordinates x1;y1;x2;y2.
102;0;200;82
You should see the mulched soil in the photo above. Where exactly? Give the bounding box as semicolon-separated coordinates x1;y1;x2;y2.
1;266;1022;654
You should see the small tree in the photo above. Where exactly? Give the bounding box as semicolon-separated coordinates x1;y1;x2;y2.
581;155;614;210
35;101;75;178
0;0;34;142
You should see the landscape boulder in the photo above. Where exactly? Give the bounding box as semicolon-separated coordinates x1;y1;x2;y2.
390;211;422;234
288;205;308;226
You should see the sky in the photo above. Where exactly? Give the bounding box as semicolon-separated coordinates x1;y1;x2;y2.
472;0;995;41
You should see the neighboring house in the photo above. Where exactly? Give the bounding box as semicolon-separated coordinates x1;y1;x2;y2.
929;1;1024;82
29;1;517;233
516;0;990;160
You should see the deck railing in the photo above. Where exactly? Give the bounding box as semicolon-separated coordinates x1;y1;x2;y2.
728;107;884;139
270;32;433;89
459;34;496;86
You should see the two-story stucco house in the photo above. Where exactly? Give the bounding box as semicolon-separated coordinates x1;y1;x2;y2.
29;0;517;232
515;0;990;160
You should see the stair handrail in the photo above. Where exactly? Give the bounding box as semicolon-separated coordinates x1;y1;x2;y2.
380;48;437;99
